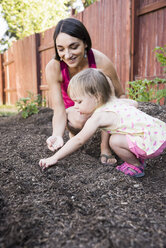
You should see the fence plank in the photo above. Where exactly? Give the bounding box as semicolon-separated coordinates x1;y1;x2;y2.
0;54;4;104
136;2;166;80
3;47;17;105
13;34;39;100
38;27;55;106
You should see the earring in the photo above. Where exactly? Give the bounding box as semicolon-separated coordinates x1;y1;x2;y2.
84;49;87;58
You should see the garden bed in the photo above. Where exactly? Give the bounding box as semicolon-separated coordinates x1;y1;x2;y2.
0;102;166;248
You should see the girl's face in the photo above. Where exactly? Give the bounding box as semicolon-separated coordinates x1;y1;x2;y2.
56;33;87;68
72;94;98;115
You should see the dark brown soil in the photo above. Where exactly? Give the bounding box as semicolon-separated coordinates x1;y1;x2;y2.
0;102;166;248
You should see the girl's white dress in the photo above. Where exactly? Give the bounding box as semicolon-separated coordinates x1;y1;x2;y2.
95;100;166;155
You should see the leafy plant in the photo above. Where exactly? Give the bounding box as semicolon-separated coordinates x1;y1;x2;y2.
153;45;166;73
65;0;97;14
127;77;166;104
128;45;166;105
16;92;46;118
81;0;98;8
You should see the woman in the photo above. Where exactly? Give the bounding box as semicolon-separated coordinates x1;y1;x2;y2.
45;17;125;165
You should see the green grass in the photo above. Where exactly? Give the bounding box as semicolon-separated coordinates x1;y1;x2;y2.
0;105;18;117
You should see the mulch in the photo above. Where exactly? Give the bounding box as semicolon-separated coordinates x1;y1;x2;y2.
0;102;166;248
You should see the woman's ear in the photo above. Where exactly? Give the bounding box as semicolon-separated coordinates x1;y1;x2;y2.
84;43;88;49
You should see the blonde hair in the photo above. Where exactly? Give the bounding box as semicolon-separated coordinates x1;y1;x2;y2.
68;68;113;105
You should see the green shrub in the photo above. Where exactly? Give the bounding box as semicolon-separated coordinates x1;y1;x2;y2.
127;45;166;105
153;45;166;73
127;78;166;104
16;92;46;118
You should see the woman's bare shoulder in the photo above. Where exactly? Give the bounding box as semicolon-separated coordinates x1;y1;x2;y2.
45;58;62;82
92;49;124;98
92;49;111;65
92;48;114;70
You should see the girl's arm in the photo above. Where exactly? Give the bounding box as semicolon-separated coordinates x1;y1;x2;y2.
45;59;66;151
39;114;100;170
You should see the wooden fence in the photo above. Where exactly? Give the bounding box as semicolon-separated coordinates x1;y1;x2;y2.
0;0;165;106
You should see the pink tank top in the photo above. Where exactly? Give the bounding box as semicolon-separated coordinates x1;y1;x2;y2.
60;49;96;109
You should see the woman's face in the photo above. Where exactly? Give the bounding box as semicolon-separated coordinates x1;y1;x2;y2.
56;33;87;67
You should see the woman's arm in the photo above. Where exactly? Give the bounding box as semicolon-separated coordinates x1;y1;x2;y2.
93;49;125;98
45;59;66;150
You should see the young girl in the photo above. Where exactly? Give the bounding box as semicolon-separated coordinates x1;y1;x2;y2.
39;69;166;177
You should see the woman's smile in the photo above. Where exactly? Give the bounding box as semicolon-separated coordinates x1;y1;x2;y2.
67;56;77;64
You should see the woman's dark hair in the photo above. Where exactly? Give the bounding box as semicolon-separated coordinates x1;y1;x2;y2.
66;120;82;136
53;18;92;61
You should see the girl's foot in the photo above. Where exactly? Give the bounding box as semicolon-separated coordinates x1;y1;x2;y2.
100;154;117;166
116;162;145;177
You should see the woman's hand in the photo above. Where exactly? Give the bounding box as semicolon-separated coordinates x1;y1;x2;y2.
46;135;64;151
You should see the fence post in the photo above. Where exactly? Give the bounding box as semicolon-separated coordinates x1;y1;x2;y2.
130;0;140;81
35;33;41;95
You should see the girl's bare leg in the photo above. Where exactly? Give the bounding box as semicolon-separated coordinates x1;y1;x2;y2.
109;134;142;167
100;131;117;165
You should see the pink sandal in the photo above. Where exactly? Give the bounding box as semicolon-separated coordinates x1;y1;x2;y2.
116;162;145;177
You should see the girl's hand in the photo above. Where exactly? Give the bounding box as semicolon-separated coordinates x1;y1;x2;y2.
46;135;64;151
39;156;58;170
